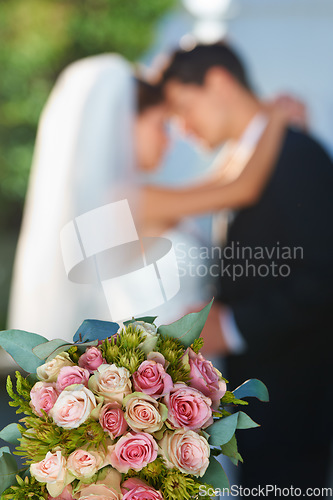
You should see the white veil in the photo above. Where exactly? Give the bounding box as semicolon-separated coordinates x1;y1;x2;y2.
8;54;139;341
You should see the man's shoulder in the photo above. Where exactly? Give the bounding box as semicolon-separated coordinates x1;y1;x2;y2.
280;128;332;166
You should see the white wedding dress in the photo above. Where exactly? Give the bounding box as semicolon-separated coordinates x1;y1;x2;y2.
8;55;137;341
8;54;209;343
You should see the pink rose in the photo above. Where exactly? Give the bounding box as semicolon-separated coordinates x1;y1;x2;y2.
99;402;128;439
48;485;74;500
132;360;173;399
56;366;90;392
159;429;210;477
188;349;226;410
78;347;105;373
122;478;163;500
30;382;59;417
49;385;96;429
107;431;158;473
164;383;213;430
30;451;67;498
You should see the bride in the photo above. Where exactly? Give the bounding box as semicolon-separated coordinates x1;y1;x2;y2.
8;54;293;341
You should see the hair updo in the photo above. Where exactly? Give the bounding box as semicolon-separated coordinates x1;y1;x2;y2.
136;78;164;114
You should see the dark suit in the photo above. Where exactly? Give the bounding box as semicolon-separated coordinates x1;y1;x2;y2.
219;129;333;491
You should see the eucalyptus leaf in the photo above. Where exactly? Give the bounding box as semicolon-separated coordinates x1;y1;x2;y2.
0;423;21;446
233;378;269;402
236;412;260;430
33;338;70;360
43;341;100;362
0;330;48;373
124;316;157;326
45;344;76;362
157;299;213;348
27;373;39;385
200;457;230;492
73;319;119;343
206;411;259;446
220;434;243;466
0;447;18;494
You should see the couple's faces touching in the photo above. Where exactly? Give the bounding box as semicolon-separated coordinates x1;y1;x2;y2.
135;67;236;171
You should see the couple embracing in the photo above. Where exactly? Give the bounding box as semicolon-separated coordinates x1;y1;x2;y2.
10;42;333;491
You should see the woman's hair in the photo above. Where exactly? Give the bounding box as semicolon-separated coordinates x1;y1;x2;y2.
136;78;164;114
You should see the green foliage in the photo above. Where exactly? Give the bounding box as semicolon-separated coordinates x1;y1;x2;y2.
190;337;204;354
6;372;34;416
2;475;48;500
0;0;176;231
0;423;21;447
158;300;214;348
220;434;243;466
200;457;229;492
124;457;167;488
0;330;48;372
125;458;212;500
221;391;248;406
17;417;107;464
0;446;19;494
162;469;208;500
157;335;190;383
232;378;269;402
67;345;80;363
206;411;259;447
100;325;146;373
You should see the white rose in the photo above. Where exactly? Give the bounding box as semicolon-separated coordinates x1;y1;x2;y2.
132;321;159;354
37;352;75;383
159;429;210;477
67;448;104;479
123;392;168;433
49;384;96;429
30;451;68;497
88;364;131;403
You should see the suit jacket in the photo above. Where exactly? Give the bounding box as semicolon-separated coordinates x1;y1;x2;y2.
218;129;333;437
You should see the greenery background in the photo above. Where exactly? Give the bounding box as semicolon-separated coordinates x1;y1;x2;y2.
0;0;176;330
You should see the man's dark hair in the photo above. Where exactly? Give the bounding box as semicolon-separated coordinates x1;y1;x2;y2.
161;42;252;91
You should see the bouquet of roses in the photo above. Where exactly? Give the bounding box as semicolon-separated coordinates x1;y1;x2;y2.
0;301;268;500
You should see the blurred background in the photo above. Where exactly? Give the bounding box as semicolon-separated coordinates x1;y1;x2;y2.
1;0;333;430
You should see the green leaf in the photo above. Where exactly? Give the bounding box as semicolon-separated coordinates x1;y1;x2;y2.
220;434;243;466
206;411;259;446
33;338;70;360
221;391;248;406
124;316;157;326
0;330;48;373
200;457;230;492
157;299;214;348
0;447;18;494
0;423;21;446
233;379;269;402
73;319;119;343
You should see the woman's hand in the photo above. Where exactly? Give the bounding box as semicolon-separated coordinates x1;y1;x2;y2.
266;93;308;131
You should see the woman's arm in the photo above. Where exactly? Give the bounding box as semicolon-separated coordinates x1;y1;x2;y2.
142;107;287;227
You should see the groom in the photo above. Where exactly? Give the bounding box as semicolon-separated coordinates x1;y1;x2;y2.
160;43;333;491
